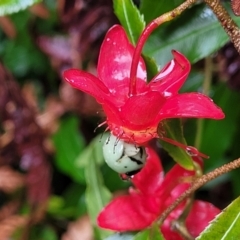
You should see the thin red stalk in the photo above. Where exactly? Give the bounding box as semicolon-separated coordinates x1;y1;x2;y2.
129;21;158;96
128;0;196;97
160;136;209;159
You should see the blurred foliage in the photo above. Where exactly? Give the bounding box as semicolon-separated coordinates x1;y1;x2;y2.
0;0;41;16
1;0;240;239
52;115;86;183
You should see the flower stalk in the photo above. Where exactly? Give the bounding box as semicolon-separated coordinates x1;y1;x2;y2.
64;24;224;145
170;160;203;238
129;0;197;96
194;57;213;149
158;157;240;225
171;197;195;240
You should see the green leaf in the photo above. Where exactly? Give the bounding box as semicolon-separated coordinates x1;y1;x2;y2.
39;227;58;240
0;11;51;78
0;0;41;16
76;133;108;168
113;0;145;44
28;225;58;240
47;184;87;218
159;119;194;170
200;83;240;171
144;3;240;67
196;197;240;239
134;224;165;240
85;136;112;239
140;0;184;24
180;70;204;93
143;54;159;81
52;115;86;183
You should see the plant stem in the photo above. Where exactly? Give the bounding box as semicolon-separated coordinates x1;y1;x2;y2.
172;196;195;240
128;0;197;96
231;0;240;16
194;57;213;149
170;160;203;239
202;57;212;96
204;0;240;54
160;136;208;159
158;157;240;224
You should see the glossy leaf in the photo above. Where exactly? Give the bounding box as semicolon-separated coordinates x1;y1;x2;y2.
180;70;204;93
196;197;240;239
0;0;41;16
144;3;240;66
143;55;159;81
140;0;184;23
52;116;86;183
113;0;145;45
134;225;165;240
159;119;194;170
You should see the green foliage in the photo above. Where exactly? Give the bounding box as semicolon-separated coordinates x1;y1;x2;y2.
52;115;86;183
0;0;41;16
134;225;165;240
140;0;184;23
2;0;240;238
200;83;240;170
84;135;112;239
143;3;240;67
0;11;51;79
160;119;194;170
29;225;58;240
47;184;87;218
113;0;145;45
142;55;159;80
196;197;240;239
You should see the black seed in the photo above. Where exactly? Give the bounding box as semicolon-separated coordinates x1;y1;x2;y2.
124;166;127;168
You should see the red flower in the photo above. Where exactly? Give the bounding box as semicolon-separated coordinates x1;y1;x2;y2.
64;25;224;144
97;148;220;239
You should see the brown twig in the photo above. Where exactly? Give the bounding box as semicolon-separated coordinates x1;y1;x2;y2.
204;0;240;54
158;158;240;224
